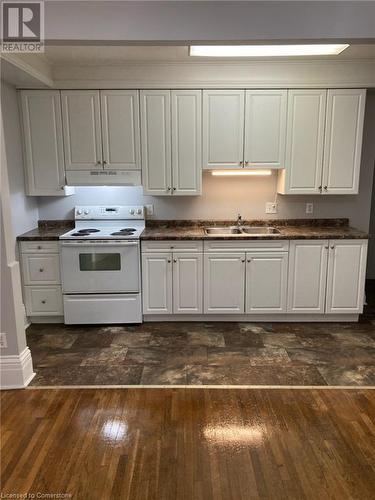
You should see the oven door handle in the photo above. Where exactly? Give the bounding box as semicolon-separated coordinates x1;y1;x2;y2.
60;241;139;247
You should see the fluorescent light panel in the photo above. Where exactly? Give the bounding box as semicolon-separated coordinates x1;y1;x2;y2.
190;44;349;57
211;169;272;176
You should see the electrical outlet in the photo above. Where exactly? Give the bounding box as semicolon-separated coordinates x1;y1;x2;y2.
306;203;314;215
145;204;154;216
0;333;8;349
265;202;278;214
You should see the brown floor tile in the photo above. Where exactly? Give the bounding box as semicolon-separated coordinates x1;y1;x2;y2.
230;365;327;386
28;333;78;350
71;330;116;348
186;364;233;385
94;365;143;385
141;364;187;384
80;347;128;366
37;351;84;368
186;330;225;347
111;331;151;347
30;366;99;386
317;365;375;386
207;347;252;366
247;347;291;366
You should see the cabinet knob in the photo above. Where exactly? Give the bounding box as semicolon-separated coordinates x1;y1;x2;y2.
167;187;171;191
318;186;322;193
41;300;46;304
37;245;42;250
170;246;174;249
167;259;172;263
244;161;249;166
173;259;177;263
241;259;245;263
330;245;335;249
96;160;102;165
39;268;44;272
247;259;251;262
103;160;107;165
325;246;329;249
173;187;176;191
324;186;328;191
239;161;244;167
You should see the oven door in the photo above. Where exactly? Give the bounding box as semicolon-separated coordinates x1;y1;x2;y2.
60;241;140;293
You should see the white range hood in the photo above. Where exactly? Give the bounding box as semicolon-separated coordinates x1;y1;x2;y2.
65;170;141;186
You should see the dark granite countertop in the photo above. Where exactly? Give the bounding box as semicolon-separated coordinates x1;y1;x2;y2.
17;218;368;241
141;219;368;241
17;221;73;241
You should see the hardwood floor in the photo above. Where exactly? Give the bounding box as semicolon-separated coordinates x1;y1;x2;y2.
1;388;375;499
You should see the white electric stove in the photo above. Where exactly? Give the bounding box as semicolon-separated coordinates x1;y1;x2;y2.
59;206;145;325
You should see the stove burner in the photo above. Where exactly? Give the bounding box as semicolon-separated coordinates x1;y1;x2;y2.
110;228;136;236
77;229;100;233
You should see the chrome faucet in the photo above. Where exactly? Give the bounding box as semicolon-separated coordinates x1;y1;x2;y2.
236;213;243;227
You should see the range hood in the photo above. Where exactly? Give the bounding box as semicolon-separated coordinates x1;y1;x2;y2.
65;170;141;186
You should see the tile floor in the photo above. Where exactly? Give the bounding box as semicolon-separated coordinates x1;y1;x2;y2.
27;318;375;386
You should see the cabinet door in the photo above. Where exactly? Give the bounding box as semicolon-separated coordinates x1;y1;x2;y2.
204;253;245;313
25;286;63;316
140;90;172;195
326;240;367;314
142;253;172;314
21;254;61;286
100;90;141;170
288;240;328;314
322;89;366;194
279;90;326;194
245;253;288;313
61;90;102;170
173;253;203;314
244;90;287;168
171;90;202;195
203;90;245;169
20;90;66;196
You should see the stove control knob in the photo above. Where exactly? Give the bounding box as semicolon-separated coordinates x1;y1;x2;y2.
129;209;135;215
136;208;142;215
84;209;89;215
76;209;83;216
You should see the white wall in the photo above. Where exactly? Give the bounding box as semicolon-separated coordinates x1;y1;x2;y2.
1;81;39;237
37;92;375;232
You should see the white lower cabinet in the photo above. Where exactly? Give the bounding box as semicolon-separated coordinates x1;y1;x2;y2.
288;240;329;313
173;253;203;314
245;253;288;313
142;253;173;314
326;240;367;314
25;286;63;316
204;253;246;313
142;251;203;314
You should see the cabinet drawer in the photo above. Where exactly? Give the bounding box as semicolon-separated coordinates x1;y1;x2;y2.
204;240;289;252
142;240;203;253
25;286;63;316
21;254;61;285
20;241;59;253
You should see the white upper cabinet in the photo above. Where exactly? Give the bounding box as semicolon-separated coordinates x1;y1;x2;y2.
288;240;329;314
100;90;141;170
141;90;202;196
326;240;367;314
20;90;70;196
245;252;288;313
171;90;202;195
278;90;326;194
322;89;366;194
140;90;172;195
61;90;102;170
244;90;287;168
203;90;245;169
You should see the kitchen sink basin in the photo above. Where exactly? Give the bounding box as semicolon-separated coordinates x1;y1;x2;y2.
240;226;280;235
204;226;242;235
204;226;280;236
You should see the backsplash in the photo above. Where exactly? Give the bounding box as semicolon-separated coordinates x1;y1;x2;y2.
36;171;373;231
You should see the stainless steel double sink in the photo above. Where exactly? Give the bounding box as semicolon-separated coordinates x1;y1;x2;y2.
204;226;280;236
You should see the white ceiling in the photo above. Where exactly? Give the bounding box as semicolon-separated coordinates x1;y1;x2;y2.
42;44;375;66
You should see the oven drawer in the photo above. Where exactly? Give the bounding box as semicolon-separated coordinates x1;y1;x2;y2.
25;286;63;316
63;294;142;324
21;253;61;285
20;241;59;253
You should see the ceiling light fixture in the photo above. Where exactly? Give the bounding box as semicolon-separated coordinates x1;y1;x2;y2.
189;44;349;57
211;169;272;176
